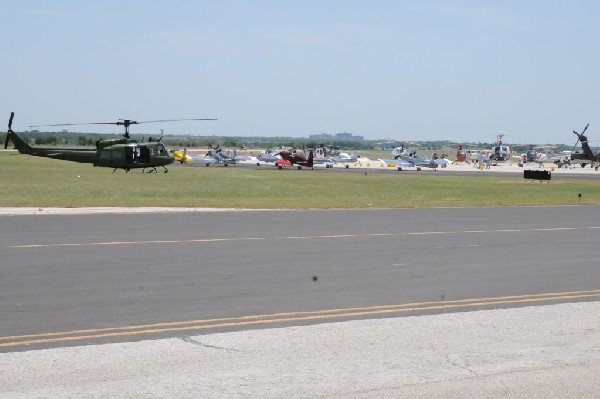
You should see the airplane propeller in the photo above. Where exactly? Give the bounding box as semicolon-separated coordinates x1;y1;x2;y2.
4;112;14;149
205;143;220;156
29;117;217;139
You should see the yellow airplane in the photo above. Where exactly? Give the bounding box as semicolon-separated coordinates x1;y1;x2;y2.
172;149;193;164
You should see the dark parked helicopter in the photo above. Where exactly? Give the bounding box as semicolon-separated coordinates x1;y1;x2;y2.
4;112;216;172
570;124;600;170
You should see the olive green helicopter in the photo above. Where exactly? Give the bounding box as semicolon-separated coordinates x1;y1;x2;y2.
4;112;216;172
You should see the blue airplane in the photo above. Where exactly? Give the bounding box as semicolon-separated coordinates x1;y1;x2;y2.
381;145;449;171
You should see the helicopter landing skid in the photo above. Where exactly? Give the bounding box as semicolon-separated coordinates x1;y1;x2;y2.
142;166;168;173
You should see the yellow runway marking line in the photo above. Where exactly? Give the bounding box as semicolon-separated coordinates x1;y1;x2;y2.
7;226;600;249
2;289;600;348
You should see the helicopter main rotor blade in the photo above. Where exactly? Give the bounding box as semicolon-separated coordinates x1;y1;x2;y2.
136;118;218;124
29;122;119;128
29;118;216;128
571;137;580;153
581;123;590;136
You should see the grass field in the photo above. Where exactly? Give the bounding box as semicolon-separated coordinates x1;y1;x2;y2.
1;151;599;208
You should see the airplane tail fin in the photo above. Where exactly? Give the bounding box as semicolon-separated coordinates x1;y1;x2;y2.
428;154;440;168
431;153;449;167
5;112;33;153
307;150;314;167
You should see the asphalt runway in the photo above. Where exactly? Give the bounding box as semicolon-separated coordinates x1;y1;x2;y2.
2;206;600;352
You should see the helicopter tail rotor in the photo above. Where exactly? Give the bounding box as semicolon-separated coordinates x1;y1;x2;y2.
5;112;14;149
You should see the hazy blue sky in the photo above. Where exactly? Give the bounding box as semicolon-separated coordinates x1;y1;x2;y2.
2;1;599;144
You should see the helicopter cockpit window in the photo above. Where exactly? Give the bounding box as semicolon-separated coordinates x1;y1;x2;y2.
156;144;169;156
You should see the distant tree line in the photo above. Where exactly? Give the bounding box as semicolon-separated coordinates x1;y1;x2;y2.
0;131;585;153
1;131;379;150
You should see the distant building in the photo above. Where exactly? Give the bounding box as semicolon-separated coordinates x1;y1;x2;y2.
308;133;332;141
308;132;363;141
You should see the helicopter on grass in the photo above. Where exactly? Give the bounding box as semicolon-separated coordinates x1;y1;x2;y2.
4;113;216;172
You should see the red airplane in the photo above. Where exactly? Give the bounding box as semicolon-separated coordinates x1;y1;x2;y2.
276;149;314;169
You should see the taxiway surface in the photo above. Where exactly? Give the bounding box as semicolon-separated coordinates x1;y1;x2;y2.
2;206;600;397
2;206;599;351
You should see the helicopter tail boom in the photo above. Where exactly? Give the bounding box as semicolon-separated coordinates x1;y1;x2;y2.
5;112;33;153
4;130;33;153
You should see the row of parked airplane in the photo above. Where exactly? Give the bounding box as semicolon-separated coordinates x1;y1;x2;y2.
172;144;450;171
172;125;600;172
172;146;342;169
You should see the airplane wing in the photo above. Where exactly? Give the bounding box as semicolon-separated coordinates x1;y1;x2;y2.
379;159;396;165
396;160;414;167
189;154;217;164
380;159;414;168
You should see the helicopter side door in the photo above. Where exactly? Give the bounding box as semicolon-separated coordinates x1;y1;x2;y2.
125;145;143;165
139;146;150;164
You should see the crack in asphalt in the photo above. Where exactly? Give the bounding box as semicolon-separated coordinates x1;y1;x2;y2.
179;335;243;352
428;340;478;377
